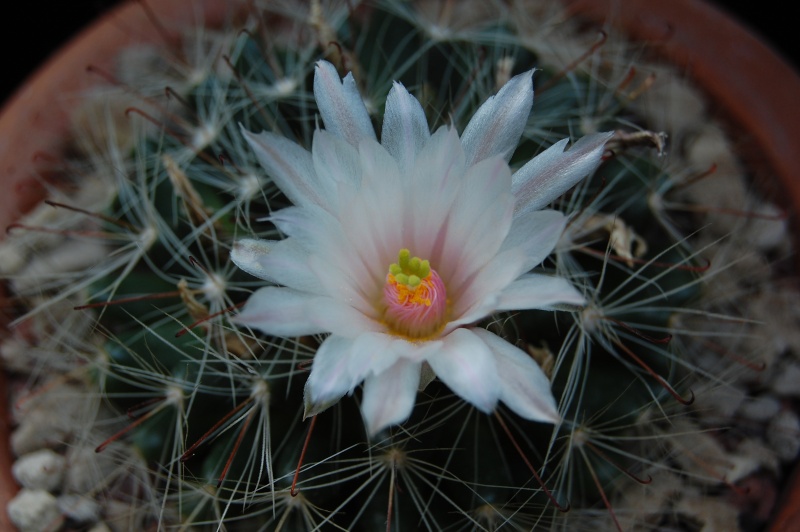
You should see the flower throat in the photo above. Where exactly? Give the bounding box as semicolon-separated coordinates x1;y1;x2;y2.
383;249;448;338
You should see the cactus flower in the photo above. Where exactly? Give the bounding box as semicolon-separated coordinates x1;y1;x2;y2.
232;60;612;435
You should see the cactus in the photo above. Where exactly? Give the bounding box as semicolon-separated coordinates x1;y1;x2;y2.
2;1;796;531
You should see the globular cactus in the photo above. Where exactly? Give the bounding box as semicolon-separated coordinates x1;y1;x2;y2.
2;1;796;531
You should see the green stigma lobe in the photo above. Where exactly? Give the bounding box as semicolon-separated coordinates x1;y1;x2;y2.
389;249;432;288
418;260;430;279
398;249;410;269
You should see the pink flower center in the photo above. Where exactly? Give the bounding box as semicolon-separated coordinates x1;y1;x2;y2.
383;249;448;339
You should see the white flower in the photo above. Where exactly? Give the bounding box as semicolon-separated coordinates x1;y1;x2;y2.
232;60;612;435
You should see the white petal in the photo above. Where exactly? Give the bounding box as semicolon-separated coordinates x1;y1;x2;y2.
407;126;465;255
345;332;404;388
314;60;377;147
498;209;567;274
270;205;345;259
495;273;585;311
443;301;497;336
270;208;380;312
268;205;319;240
270;199;386;318
230;238;275;280
391;337;444;364
427;328;500;413
512;132;613;216
233;287;328;337
450;210;567;323
461;69;533;167
307;298;385;338
438;156;514;290
382;81;430;173
362;359;421;436
312;128;362;199
303;378;340;419
307;254;379;319
270;205;381;311
230;238;321;293
337;139;406;276
472;329;559;423
411;126;465;189
241;126;322;208
305;335;357;414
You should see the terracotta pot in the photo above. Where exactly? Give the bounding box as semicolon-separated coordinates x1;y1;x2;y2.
0;0;231;232
0;1;229;528
562;0;800;246
560;3;800;530
1;1;799;530
561;3;800;530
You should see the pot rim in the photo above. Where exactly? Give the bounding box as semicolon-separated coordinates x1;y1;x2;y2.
563;0;800;232
561;4;800;527
0;1;231;528
0;0;232;232
2;1;799;530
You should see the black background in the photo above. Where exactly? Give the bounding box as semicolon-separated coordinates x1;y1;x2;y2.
1;1;795;109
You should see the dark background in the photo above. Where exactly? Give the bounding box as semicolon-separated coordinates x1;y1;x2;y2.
1;1;795;108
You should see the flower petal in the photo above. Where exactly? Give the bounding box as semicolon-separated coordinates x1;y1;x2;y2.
427;328;500;413
391;337;444;364
497;209;567;274
270;209;378;311
307;254;379;319
495;273;585;311
230;238;321;293
439;156;514;290
362;359;421;436
305;335;356;417
230;238;275;280
305;338;411;421
349;138;406;266
339;333;441;392
312;128;362;200
472;329;559;423
241;126;321;208
382;81;430;173
512;131;613;217
346;333;404;385
450;210;567;324
268;203;387;321
270;204;382;312
307;298;385;338
232;287;329;337
268;205;324;241
407;126;465;255
460;69;533;166
314;60;377;147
